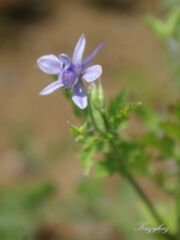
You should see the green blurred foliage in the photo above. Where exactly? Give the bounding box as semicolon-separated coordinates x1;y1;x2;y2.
69;80;180;238
0;183;54;240
145;1;180;91
70;87;144;176
145;8;180;39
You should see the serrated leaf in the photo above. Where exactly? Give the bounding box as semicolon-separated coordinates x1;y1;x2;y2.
79;137;104;175
69;123;89;142
108;90;128;116
110;102;142;130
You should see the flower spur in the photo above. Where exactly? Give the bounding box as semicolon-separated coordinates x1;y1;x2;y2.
37;34;103;109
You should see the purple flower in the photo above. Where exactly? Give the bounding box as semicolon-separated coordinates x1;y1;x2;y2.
37;34;103;109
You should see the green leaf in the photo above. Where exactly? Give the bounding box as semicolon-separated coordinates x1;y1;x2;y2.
79;138;97;175
143;132;175;156
81;148;95;175
137;104;161;131
125;146;149;174
108;90;128;116
160;121;180;141
96;153;119;175
170;100;180;120
69;123;89;142
110;102;142;130
79;136;104;175
95;161;110;177
145;8;180;39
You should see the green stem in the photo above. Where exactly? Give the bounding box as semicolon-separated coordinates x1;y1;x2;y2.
100;108;175;240
126;174;163;224
125;174;176;240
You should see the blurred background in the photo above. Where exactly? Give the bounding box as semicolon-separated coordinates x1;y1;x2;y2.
0;0;179;239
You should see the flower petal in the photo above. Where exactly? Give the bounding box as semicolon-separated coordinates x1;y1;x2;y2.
72;81;87;109
39;81;63;95
62;69;78;88
37;55;61;74
82;65;102;82
72;34;86;65
82;43;104;68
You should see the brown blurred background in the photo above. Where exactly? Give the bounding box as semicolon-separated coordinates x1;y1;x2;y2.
0;0;175;239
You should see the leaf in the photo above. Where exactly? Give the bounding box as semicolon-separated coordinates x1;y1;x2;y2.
170;100;180;120
145;15;169;38
80;141;96;175
79;137;104;175
108;90;128;116
126;147;149;174
96;153;119;175
143;132;175;157
145;8;180;39
137;104;161;131
95;162;110;177
110;102;142;130
160;121;180;141
69;123;90;142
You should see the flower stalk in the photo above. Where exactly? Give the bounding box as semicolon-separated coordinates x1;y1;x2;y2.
86;86;176;240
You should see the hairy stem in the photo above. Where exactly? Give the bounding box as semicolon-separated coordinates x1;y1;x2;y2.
125;174;175;240
126;174;163;224
100;108;175;240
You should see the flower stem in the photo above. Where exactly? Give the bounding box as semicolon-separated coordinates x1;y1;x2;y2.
99;108;175;240
125;174;175;240
126;174;163;223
